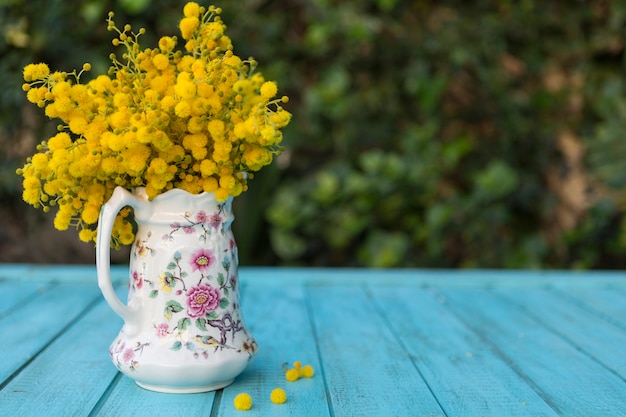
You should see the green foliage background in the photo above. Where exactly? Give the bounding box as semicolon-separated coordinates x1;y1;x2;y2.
1;0;626;268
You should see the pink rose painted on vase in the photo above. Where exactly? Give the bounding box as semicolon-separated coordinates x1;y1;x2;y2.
186;283;221;318
190;248;215;272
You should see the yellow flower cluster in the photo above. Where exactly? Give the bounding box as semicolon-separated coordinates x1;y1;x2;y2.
284;360;315;382
232;360;316;411
17;2;291;246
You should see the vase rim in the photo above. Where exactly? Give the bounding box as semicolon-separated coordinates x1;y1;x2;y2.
130;187;234;204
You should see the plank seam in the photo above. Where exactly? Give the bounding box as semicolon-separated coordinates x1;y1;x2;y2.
551;287;626;332
496;288;626;384
304;283;336;417
0;289;103;392
209;387;223;417
86;372;123;417
364;284;449;417
434;288;562;416
0;282;58;321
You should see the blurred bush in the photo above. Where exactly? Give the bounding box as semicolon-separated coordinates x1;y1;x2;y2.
2;0;626;268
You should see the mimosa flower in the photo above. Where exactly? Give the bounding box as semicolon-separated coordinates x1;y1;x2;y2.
270;388;287;404
233;392;253;411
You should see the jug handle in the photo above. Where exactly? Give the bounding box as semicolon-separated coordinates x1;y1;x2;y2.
96;186;142;336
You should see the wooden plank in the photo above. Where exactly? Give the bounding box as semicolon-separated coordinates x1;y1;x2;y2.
89;375;216;416
0;264;127;284
554;287;626;330
212;284;331;417
242;268;626;288
307;285;446;417
0;295;123;416
496;287;626;380
0;280;52;318
3;264;626;288
0;264;30;280
370;286;558;416
440;288;626;416
0;282;102;383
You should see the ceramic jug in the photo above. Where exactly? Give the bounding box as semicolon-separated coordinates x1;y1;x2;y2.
96;186;257;393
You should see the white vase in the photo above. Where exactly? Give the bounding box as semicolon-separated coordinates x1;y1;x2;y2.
96;186;257;393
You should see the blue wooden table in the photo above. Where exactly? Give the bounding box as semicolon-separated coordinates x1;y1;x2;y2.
2;265;626;416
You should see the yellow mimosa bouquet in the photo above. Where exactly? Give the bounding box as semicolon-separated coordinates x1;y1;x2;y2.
17;2;291;246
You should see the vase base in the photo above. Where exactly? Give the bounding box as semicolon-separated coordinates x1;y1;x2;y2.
136;378;234;394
